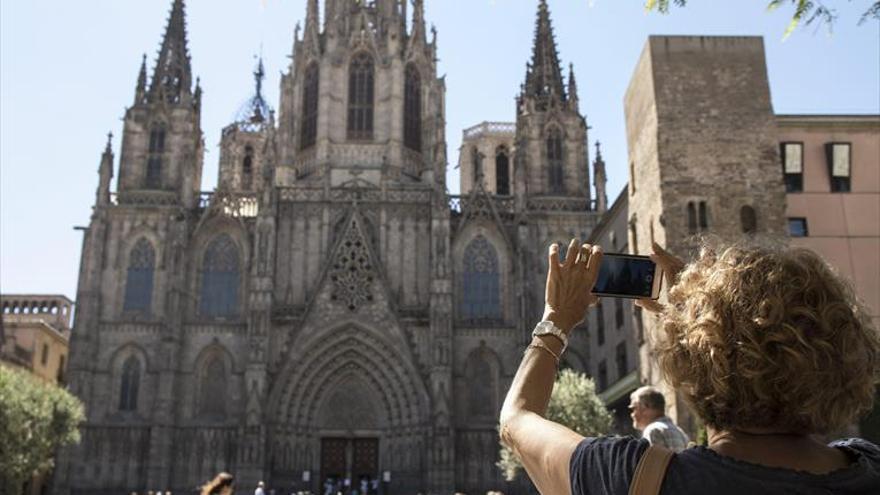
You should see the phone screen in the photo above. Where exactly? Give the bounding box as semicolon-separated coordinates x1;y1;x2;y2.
591;254;660;299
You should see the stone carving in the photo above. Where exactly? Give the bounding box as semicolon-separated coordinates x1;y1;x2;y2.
330;217;375;312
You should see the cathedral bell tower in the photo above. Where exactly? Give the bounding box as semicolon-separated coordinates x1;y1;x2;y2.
514;0;591;203
117;0;204;208
276;0;445;188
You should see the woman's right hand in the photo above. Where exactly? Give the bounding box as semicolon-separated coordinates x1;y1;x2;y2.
635;242;685;313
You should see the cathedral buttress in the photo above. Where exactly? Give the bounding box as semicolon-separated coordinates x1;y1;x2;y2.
117;0;204;209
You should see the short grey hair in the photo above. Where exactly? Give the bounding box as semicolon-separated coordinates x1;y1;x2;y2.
631;386;666;412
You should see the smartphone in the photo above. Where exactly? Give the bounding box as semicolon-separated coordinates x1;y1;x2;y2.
591;253;663;299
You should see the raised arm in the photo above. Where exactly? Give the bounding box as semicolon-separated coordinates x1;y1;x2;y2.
499;239;602;495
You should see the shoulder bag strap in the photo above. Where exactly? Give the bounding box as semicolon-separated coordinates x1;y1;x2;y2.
627;444;674;495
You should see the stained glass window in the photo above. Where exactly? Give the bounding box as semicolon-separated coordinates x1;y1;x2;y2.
461;235;501;321
404;64;421;152
300;63;319;150
123;238;155;312
547;127;564;193
347;53;374;140
119;356;141;411
199;235;240;317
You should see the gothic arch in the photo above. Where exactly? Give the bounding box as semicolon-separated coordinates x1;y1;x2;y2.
189;222;248;318
461;343;503;422
452;224;512;324
122;237;157;314
347;51;375;140
108;344;151;417
192;344;235;421
269;322;429;429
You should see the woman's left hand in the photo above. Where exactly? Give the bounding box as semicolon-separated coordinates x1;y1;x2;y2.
542;239;603;334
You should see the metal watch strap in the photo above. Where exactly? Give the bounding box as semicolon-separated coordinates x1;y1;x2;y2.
532;320;568;351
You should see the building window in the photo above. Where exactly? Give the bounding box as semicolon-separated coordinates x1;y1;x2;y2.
596;303;605;346
460;235;501;322
347;52;374;140
687;201;709;234
629;162;636;194
41;343;49;366
472;147;482;184
123;238;155;313
57;354;66;384
781;142;804;193
300;63;319;150
614;297;624;329
634;305;645;344
241;146;254;190
199;358;227;420
547;127;564;194
788;217;809;238
827;142;852;192
119;356;141;412
597;360;608;391
403;64;422;152
495;147;510;196
146;124;166;189
199;234;241;318
629;218;639;255
616;342;628;379
740;205;757;234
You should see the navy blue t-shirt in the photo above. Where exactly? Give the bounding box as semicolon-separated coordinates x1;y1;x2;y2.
569;436;880;494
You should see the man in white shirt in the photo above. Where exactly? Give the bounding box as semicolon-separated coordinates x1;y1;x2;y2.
254;481;265;495
629;385;690;452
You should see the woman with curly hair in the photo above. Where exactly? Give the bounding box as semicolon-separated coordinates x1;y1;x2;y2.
499;239;880;494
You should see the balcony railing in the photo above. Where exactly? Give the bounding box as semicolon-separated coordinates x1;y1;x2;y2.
462;121;516;140
199;191;259;218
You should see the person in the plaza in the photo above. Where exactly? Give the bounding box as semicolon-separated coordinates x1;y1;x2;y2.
255;481;266;495
500;238;880;494
200;472;234;495
629;385;690;452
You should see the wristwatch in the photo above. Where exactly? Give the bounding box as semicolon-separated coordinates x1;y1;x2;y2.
532;320;568;351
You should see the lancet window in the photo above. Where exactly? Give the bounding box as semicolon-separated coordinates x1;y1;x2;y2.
404;64;422;151
300;63;319;150
242;146;254;190
496;147;510;196
199;358;227;420
199;234;240;318
547;127;564;194
123;238;155;313
119;356;141;411
461;235;501;321
146;123;166;188
347;53;374;140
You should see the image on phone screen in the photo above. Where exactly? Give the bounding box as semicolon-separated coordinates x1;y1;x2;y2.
591;254;662;299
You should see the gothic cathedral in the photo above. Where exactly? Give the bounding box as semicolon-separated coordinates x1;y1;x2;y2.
55;1;607;494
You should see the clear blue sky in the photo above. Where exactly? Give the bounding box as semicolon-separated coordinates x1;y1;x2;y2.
2;0;878;299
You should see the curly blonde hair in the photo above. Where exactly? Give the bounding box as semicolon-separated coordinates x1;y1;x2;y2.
656;241;879;434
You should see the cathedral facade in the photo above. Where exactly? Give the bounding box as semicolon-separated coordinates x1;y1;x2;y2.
55;1;606;494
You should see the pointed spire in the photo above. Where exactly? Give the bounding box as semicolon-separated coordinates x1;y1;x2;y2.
135;54;148;104
524;0;566;107
305;0;319;33
593;141;608;212
96;132;115;206
568;63;579;110
149;0;192;104
411;0;426;42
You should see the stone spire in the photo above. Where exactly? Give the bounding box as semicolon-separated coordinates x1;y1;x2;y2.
305;0;319;34
593;141;608;212
568;63;579;111
148;0;193;104
524;0;566;108
134;54;148;104
96;132;114;207
411;0;426;42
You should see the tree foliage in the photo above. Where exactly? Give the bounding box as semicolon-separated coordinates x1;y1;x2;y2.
645;0;880;38
0;366;85;495
497;369;614;481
